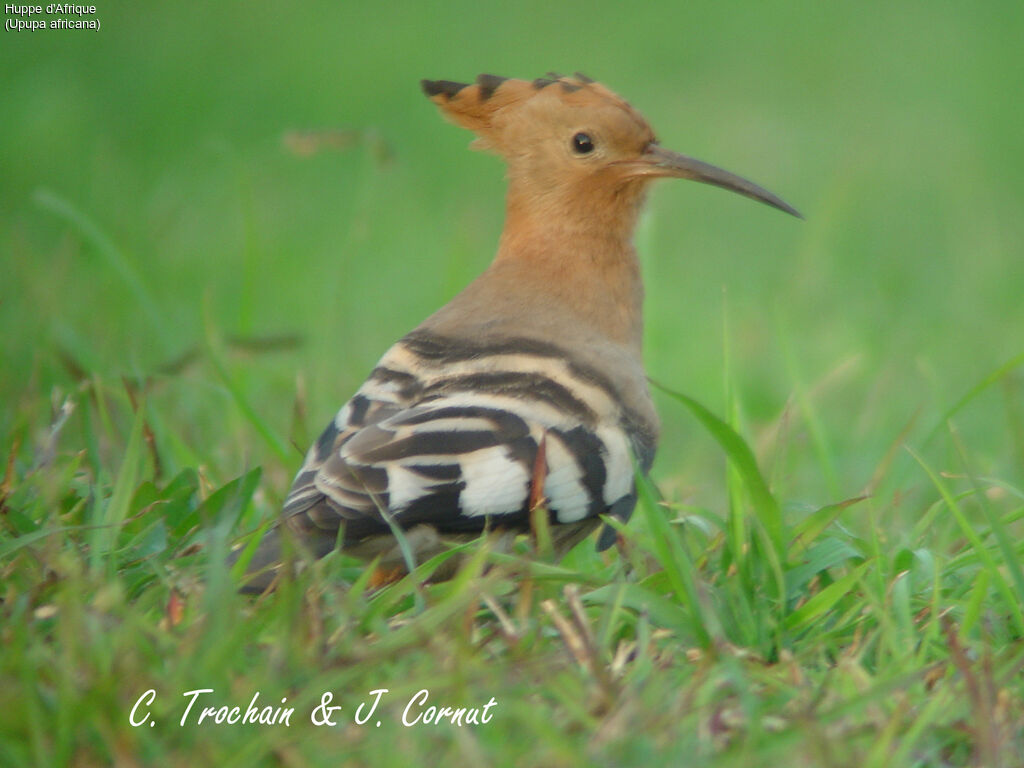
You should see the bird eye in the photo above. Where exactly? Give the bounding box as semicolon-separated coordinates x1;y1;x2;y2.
571;132;595;155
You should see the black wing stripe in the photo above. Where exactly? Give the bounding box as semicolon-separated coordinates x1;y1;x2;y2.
313;421;340;462
395;331;657;436
357;429;503;463
395;487;479;530
551;425;607;516
596;492;637;551
405;463;466;481
347;395;371;427
394;404;530;437
400;329;622;403
419;371;596;424
367;366;423;399
402;329;569;365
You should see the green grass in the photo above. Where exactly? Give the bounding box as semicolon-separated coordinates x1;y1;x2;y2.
2;0;1024;765
3;356;1023;767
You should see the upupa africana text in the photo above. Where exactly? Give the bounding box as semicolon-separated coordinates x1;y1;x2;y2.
236;73;799;592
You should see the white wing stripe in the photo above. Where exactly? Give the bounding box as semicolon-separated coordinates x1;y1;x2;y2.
458;445;530;516
596;424;634;504
387;464;441;511
542;433;590;523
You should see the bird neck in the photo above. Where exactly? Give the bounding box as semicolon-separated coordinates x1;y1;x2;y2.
489;185;646;350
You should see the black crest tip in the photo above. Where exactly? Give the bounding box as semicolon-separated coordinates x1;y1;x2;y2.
532;77;556;90
421;79;470;99
475;73;508;100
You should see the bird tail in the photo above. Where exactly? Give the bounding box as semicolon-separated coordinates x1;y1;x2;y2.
227;527;284;594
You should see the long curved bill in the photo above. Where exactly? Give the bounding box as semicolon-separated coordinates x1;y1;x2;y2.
639;144;801;218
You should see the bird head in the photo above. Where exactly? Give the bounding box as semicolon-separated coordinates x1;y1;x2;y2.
422;73;800;228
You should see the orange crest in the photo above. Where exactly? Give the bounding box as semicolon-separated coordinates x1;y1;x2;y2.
421;73;653;156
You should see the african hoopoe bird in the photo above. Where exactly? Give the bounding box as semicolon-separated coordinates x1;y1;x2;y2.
236;73;798;592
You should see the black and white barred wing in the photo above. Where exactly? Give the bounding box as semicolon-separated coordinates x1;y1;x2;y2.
282;333;656;556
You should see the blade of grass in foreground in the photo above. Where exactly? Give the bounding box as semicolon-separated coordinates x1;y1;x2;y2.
907;446;1024;636
776;311;841;498
951;431;1024;632
90;401;146;572
720;295;747;586
652;381;788;607
634;471;709;647
584;582;691;635
652;381;785;554
784;558;872;631
720;297;758;620
789;496;867;560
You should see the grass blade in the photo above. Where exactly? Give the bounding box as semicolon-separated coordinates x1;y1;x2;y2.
785;559;872;631
634;472;709;647
653;380;788;619
907;446;1024;635
653;381;785;557
90;401;146;572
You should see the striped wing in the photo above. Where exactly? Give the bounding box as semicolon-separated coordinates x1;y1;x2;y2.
282;330;657;557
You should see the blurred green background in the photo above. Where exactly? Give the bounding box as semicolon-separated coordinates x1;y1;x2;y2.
3;0;1023;505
